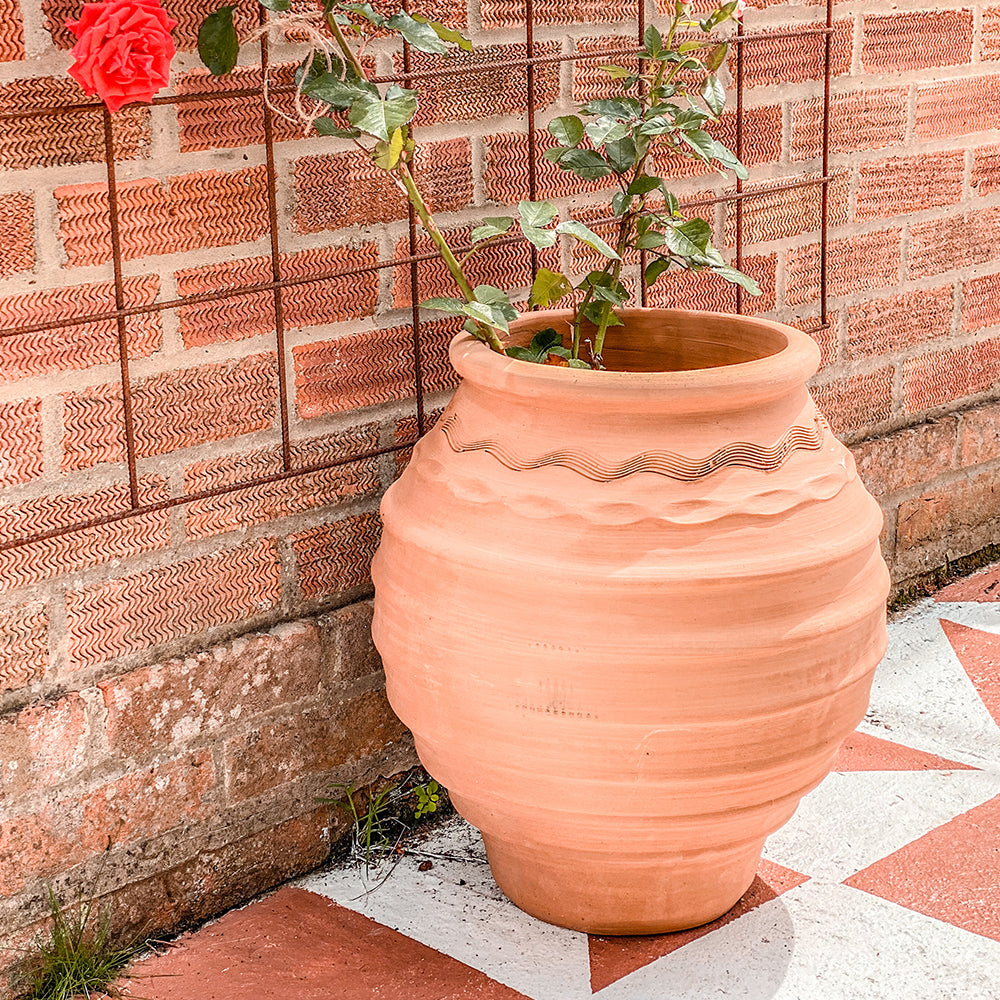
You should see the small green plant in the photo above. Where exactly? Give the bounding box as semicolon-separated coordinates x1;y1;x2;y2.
412;779;440;819
10;887;139;1000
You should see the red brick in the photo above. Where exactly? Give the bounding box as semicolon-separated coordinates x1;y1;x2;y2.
847;287;954;359
0;602;48;693
739;20;852;89
787;230;902;306
811;368;894;436
55;167;269;268
0;694;89;801
61;354;279;471
791;88;909;161
959;402;1000;467
0;478;171;595
183;427;382;540
0;398;43;486
294;139;471;235
483;0;629;28
908;208;1000;279
904;338;1000;413
963;272;1000;332
572;35;642;103
790;314;838;369
0;191;33;278
294;318;461;420
175;244;379;348
0;751;215;896
645;254;777;317
65;539;283;667
972;146;1000;196
984;6;1000;62
863;11;973;74
850;420;957;498
855;152;965;222
0;0;24;61
291;511;380;601
897;468;1000;553
915;76;1000;140
99;623;324;759
0;276;161;382
736;174;848;246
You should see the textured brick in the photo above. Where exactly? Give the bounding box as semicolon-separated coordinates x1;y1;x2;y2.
915;76;1000;140
0;276;161;382
0;751;215;896
0;694;89;801
291;511;380;601
739;20;852;89
183;427;382;540
99;623;323;759
61;354;279;472
787;230;902;306
0;0;24;61
0;191;33;278
963;272;1000;332
294;139;471;235
903;338;1000;413
320;599;381;686
645;254;777;317
897;468;1000;553
847;287;953;359
572;35;642;103
908;208;1000;279
55;168;269;268
811;368;894;436
850;420;957;498
0;602;48;693
862;11;973;74
972;146;1000;196
984;6;1000;62
737;174;848;246
65;539;283;667
482;0;630;28
175;244;378;348
856;152;965;223
0;478;170;595
791;88;908;161
0;398;43;487
959;402;1000;467
294;318;461;419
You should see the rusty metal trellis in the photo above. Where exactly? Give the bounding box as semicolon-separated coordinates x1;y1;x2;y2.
0;0;836;555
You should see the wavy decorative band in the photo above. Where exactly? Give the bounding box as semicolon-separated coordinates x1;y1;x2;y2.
439;413;827;483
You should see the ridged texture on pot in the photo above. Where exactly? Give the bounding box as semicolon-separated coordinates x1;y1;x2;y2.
372;309;889;934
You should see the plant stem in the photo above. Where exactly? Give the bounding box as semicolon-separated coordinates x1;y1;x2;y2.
325;11;367;79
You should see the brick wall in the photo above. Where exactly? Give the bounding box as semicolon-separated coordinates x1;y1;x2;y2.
2;0;1000;964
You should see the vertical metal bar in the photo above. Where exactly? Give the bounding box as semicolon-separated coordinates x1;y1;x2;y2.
259;22;293;471
734;12;745;316
820;0;833;327
638;0;647;307
102;109;140;508
525;0;539;279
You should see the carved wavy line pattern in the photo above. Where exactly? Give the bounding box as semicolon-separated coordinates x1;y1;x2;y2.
482;0;630;29
291;511;380;600
0;192;34;279
739;20;852;89
0;398;43;487
0;0;24;62
0;602;48;693
440;413;826;483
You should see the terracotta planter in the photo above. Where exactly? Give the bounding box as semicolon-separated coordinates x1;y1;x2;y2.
371;308;889;934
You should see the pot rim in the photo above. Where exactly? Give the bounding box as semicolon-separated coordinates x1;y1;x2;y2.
449;307;821;413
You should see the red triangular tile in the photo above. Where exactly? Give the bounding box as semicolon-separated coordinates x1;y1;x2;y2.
834;730;975;771
845;791;1000;942
120;886;530;1000
940;619;1000;727
935;568;1000;602
587;859;808;993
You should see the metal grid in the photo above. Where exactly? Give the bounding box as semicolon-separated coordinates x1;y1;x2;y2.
0;0;835;554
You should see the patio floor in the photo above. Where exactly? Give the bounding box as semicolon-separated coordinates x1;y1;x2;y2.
117;567;1000;1000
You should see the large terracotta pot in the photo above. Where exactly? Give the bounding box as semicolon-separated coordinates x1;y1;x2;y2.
371;308;889;934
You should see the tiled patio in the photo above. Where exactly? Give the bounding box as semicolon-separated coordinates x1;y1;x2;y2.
115;567;1000;999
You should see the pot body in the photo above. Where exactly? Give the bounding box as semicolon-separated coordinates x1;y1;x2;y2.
372;309;889;934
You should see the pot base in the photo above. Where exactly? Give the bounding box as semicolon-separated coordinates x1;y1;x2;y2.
481;831;763;935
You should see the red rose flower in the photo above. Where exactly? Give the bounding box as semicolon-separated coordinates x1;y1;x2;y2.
66;0;178;113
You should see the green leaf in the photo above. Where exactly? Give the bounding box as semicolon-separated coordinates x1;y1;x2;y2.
712;262;762;296
642;24;663;57
473;285;517;322
520;226;558;250
198;6;239;76
585;117;628;146
635;230;665;249
705;43;728;72
644;257;672;285
471;217;514;242
529;267;573;307
296;51;342;89
581;97;643;121
348;85;418;141
421;296;467;316
530;329;563;353
701;75;726;116
557;148;613;181
259;0;290;10
463;301;511;332
542;146;568;163
373;127;404;169
567;358;591;368
339;2;386;26
604;136;636;174
709;140;749;180
600;64;634;79
386;11;448;53
611;191;630;217
547;115;585;147
518;200;558;229
555;220;620;259
673;108;710;130
410;13;472;51
304;72;375;110
665;217;713;259
506;345;537;361
679;128;716;162
312;117;361;138
627;175;661;196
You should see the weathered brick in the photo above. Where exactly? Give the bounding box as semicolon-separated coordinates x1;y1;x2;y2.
0;602;48;693
847;287;953;359
483;0;628;28
959;402;1000;467
645;254;777;317
55;168;269;268
291;511;380;601
0;0;24;61
65;539;283;668
903;338;1000;413
862;11;973;74
791;88;908;161
811;368;894;436
0;398;43;487
908;208;1000;279
293;317;461;419
61;354;279;472
963;272;1000;332
850;420;957;498
739;20;852;89
320;599;382;687
984;6;1000;62
0;751;215;896
99;623;324;759
0;191;34;278
972;145;1000;196
294;139;471;234
737;174;848;245
855;152;965;222
787;230;902;305
897;468;1000;554
0;694;89;801
915;76;1000;140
